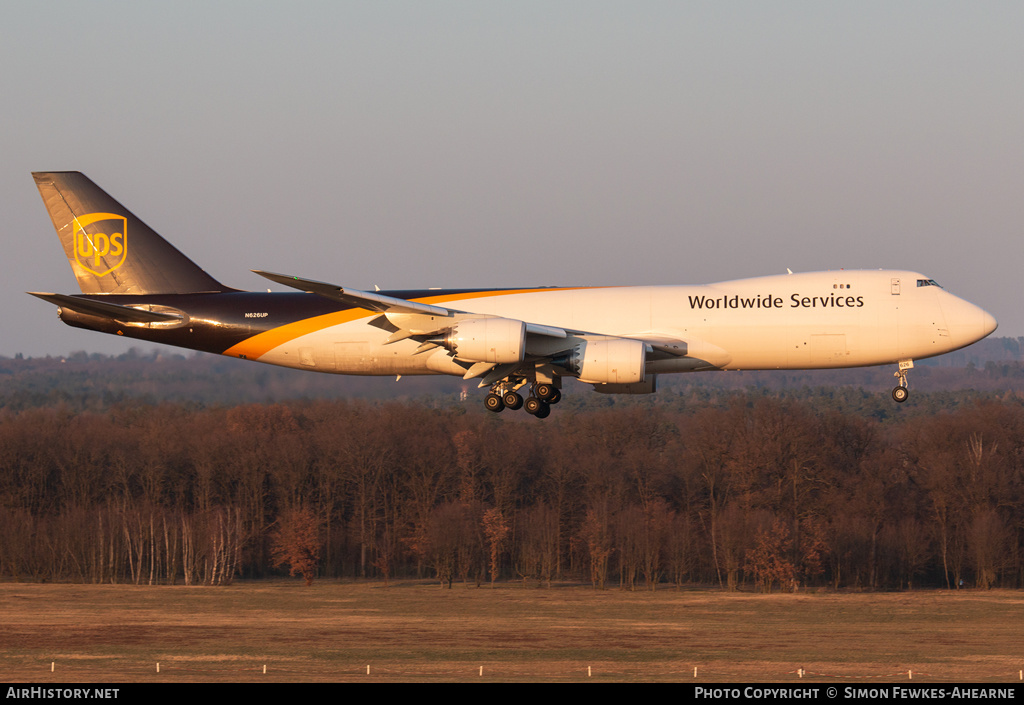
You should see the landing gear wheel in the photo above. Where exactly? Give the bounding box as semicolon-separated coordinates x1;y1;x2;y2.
546;388;561;405
524;396;544;415
534;402;551;419
892;386;909;403
535;383;557;401
502;391;523;410
484;393;505;413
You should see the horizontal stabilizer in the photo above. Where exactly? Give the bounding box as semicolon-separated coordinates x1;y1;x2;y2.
253;270;450;316
27;292;184;324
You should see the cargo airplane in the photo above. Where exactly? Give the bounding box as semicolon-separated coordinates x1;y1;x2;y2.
29;172;997;417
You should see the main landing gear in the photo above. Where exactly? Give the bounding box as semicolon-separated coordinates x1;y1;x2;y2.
892;359;913;403
484;380;561;418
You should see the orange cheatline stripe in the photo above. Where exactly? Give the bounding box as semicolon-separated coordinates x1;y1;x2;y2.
222;286;600;360
222;307;373;359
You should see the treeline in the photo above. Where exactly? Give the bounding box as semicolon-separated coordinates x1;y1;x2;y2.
1;396;1023;590
2;337;1024;413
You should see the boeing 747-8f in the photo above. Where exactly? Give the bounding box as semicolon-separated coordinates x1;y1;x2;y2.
29;172;997;417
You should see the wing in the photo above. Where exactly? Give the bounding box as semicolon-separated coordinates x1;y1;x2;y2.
253;270;450;316
255;270;569;338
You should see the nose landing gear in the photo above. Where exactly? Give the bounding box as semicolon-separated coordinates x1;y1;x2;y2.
892;360;913;403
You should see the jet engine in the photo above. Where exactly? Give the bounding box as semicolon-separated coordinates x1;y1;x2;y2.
568;338;646;384
445;316;526;364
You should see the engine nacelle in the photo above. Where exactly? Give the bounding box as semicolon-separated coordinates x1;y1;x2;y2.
445;317;526;364
571;338;646;384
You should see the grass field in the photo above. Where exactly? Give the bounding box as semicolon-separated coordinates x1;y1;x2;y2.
1;580;1022;683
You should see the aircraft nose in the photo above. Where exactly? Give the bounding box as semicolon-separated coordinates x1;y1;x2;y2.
944;295;997;347
981;309;998;338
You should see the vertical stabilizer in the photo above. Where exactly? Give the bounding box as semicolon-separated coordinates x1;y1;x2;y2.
33;171;229;294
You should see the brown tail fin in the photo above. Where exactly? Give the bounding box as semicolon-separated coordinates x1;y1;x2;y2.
32;171;229;295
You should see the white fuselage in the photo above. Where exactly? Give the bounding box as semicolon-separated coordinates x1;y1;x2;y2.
245;270;997;378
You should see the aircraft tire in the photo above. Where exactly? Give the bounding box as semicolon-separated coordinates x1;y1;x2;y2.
892;386;909;403
484;393;505;412
502;391;523;410
524;396;543;415
535;383;556;401
534;402;551;419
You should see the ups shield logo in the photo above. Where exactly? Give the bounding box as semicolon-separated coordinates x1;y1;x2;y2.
73;213;127;277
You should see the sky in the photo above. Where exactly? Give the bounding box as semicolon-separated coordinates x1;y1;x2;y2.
2;1;1021;358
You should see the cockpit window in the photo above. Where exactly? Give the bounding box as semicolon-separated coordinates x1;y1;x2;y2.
916;279;942;288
